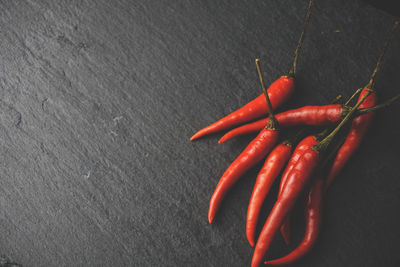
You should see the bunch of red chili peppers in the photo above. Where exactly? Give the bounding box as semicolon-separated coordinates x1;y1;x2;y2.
191;1;400;266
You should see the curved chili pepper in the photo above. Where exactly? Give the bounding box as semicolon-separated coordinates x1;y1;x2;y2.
218;104;345;144
265;137;346;266
246;142;293;247
246;127;317;247
324;21;398;190
251;92;370;267
277;98;341;245
208;59;280;223
191;0;315;141
272;97;400;263
246;133;322;247
191;77;294;141
218;92;394;144
264;178;324;266
208;128;279;223
251;145;320;267
263;25;398;265
277;135;319;245
324;90;376;189
278;136;319;193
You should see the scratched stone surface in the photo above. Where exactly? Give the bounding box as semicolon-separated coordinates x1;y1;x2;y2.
0;0;399;266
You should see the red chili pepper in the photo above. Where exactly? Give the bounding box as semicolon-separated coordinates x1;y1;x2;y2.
209;59;280;223
277;135;320;245
246;132;326;247
264;178;324;266
209;127;279;223
251;92;370;267
246;141;293;247
191;0;315;141
218;104;345;144
277;97;342;245
262;25;399;265
324;90;376;189
247;94;341;246
191;78;294;141
324;21;398;190
264;137;346;266
218;91;393;144
275;95;400;260
278;136;319;194
251;145;320;267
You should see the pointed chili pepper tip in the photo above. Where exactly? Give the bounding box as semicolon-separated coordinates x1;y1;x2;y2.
246;228;256;246
190;131;202;141
249;241;255;247
208;211;215;224
191;125;220;140
218;136;227;144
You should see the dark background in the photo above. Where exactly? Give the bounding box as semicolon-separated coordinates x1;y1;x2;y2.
0;0;399;266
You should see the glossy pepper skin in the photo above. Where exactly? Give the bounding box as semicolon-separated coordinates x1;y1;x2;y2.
192;0;316;142
246;142;293;247
252;87;372;266
208;128;280;224
278;136;319;196
265;178;324;266
190;76;294;141
219;104;343;143
324;89;377;190
277;135;319;245
251;145;320;267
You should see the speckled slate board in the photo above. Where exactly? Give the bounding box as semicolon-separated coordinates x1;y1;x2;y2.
0;0;399;266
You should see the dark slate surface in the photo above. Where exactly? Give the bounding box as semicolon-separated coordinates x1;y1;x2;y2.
0;0;399;266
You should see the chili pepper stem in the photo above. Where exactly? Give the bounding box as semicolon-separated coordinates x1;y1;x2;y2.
344;88;362;106
313;91;371;152
358;94;400;115
365;21;399;90
256;59;279;130
316;20;399;152
287;0;315;77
